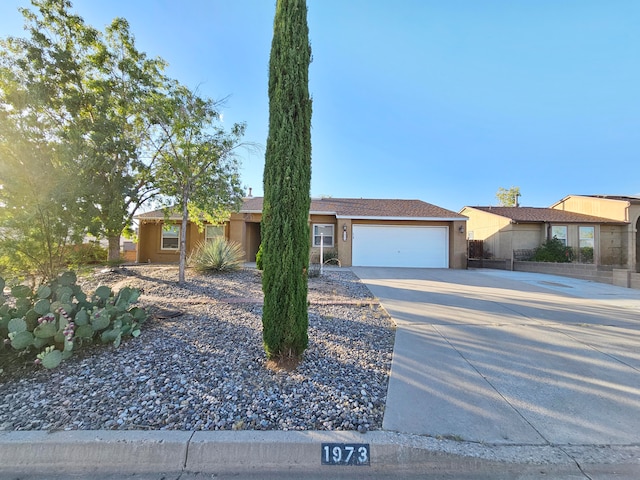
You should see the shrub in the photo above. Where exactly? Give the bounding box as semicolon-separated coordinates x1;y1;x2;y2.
533;237;573;263
65;242;108;266
579;246;594;264
0;271;148;371
188;238;245;273
256;243;264;270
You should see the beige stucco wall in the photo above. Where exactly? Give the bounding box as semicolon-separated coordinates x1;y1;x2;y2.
337;219;352;267
229;213;261;261
552;196;629;222
461;207;512;258
599;224;627;266
143;212;468;269
309;215;338;264
552;196;638;269
137;221;205;264
450;220;467;269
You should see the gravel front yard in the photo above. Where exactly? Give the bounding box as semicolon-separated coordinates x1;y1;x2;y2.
0;266;395;432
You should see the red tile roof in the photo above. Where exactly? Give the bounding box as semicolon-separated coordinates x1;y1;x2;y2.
468;206;626;224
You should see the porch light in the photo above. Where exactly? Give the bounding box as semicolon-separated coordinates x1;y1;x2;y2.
343;224;348;241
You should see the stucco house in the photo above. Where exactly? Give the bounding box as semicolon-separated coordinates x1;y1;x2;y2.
461;194;640;279
460;206;627;265
135;197;468;268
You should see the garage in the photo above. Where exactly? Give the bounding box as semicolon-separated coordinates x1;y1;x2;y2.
352;225;448;268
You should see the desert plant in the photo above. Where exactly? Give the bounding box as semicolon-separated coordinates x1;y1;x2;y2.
256;243;264;270
1;271;148;370
188;238;245;273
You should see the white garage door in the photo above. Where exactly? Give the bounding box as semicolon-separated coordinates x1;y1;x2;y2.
352;225;448;268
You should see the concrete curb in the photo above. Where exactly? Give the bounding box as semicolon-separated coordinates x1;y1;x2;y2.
1;430;639;476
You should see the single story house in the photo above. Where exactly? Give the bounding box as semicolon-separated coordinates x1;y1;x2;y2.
460;206;627;266
136;197;468;268
462;194;640;270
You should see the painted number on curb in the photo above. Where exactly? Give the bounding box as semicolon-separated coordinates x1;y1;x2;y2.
321;443;370;466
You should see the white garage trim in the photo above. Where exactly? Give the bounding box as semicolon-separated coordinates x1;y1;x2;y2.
352;225;448;268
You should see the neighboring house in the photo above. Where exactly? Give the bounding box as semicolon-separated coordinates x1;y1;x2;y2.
462;194;640;271
460;206;627;266
551;195;640;272
136;197;468;268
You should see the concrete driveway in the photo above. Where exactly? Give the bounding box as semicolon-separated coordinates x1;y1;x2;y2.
352;267;640;447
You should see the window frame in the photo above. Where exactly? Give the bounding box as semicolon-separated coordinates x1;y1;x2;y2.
551;225;568;246
205;225;224;243
313;224;335;248
161;225;180;250
578;226;595;249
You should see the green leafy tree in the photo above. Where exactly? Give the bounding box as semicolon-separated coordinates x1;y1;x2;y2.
0;111;83;281
0;0;89;280
152;84;246;284
78;17;168;262
496;186;521;207
261;0;312;364
0;0;167;265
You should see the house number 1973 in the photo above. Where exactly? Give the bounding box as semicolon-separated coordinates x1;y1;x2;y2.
321;443;370;466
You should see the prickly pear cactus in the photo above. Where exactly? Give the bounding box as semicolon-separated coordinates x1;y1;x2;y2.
10;285;31;298
37;346;63;369
91;309;111;331
9;331;34;350
94;286;112;301
2;270;149;369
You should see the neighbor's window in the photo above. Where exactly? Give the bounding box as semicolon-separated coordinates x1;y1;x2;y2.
313;224;334;247
551;225;568;246
579;226;594;248
205;225;224;242
161;225;180;250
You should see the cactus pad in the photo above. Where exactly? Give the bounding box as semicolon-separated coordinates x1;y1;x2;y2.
8;317;27;333
10;331;34;350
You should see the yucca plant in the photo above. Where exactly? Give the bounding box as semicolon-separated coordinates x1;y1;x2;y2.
188;238;245;273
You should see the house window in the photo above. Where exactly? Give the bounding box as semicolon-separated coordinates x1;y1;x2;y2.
578;226;595;263
205;225;224;242
313;224;334;247
161;225;180;250
551;225;567;245
579;226;594;248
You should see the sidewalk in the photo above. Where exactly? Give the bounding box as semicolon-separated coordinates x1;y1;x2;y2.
4;429;638;478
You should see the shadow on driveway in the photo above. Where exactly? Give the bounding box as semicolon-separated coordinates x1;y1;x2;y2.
352;267;640;446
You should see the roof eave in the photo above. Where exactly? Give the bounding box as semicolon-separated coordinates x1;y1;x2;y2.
336;215;467;221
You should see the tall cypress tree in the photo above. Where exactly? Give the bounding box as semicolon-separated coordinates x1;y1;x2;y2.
261;0;312;363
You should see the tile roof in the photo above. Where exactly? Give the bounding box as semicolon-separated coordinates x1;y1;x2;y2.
135;208;182;220
241;197;466;220
468;206;626;224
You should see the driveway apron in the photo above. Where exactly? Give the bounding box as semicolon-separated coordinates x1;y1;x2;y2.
352;267;640;446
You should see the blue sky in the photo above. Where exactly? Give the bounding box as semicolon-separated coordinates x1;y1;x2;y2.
1;1;638;212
